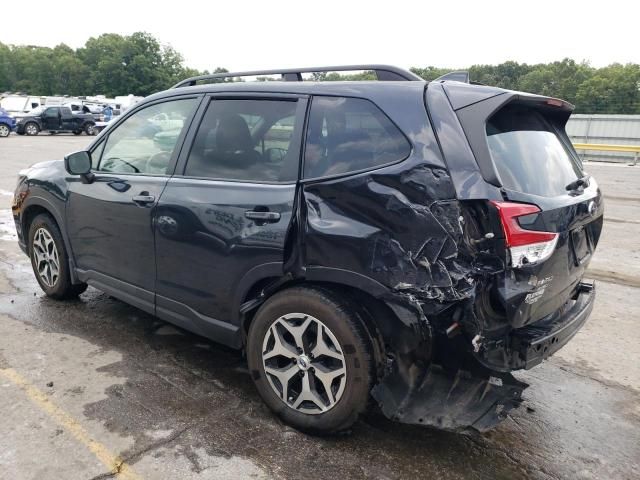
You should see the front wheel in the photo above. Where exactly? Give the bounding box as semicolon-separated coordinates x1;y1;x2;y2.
28;214;88;299
25;122;39;136
0;123;10;137
84;123;96;135
247;286;373;434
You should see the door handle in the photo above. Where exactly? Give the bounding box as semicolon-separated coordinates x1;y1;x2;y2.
132;194;155;205
245;210;281;223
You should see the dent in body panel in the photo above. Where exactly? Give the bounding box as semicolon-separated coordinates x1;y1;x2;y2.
296;158;524;431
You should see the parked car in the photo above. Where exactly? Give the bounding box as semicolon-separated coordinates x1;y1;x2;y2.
12;65;603;434
0;108;16;137
15;106;96;136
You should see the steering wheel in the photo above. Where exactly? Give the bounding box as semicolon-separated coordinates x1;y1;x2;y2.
145;151;171;174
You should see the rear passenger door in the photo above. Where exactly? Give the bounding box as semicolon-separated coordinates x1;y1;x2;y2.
60;107;76;130
42;107;60;131
153;94;307;344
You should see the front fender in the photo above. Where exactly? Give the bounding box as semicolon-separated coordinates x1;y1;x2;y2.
13;162;80;282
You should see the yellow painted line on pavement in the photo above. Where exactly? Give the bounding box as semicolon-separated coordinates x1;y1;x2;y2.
0;367;142;480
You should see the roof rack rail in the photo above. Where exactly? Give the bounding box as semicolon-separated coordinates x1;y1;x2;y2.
172;64;423;88
434;71;470;83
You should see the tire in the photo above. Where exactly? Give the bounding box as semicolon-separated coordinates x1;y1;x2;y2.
28;213;88;299
247;286;373;434
0;123;10;137
25;122;39;136
84;123;96;135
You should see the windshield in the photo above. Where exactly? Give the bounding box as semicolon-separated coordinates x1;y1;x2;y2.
486;105;582;197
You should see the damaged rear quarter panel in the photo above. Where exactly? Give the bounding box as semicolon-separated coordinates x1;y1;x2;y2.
297;95;524;430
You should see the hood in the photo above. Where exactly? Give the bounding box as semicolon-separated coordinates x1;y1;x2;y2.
19;159;63;176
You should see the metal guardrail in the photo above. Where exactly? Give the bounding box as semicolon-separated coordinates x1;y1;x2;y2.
573;143;640;166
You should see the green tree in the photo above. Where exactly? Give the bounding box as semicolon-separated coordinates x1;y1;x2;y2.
50;44;90;95
575;64;640;113
518;59;593;106
0;42;13;92
410;66;452;81
468;61;534;90
2;34;639;113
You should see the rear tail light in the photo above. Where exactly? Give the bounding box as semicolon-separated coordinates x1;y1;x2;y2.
491;201;558;268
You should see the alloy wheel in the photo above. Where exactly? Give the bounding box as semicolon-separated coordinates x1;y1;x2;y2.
26;123;38;135
32;228;60;288
261;313;347;414
0;125;9;137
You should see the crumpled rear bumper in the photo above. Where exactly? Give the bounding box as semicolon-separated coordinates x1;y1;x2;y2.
372;364;527;432
511;281;595;370
478;281;596;372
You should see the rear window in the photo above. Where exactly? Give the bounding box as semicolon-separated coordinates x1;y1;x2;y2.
303;96;410;179
486;105;582;197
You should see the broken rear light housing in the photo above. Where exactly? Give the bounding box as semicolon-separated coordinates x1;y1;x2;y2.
490;201;558;268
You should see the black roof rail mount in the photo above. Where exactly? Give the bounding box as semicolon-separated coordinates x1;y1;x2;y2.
172;64;424;89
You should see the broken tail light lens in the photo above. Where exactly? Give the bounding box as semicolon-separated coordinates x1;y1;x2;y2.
490;201;558;268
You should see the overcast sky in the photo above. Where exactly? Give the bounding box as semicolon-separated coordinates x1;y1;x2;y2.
3;0;637;71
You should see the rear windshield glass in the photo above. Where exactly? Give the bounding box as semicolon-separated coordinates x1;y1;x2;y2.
486;105;582;197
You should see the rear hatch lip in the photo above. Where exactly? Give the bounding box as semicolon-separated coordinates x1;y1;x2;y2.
502;181;603;229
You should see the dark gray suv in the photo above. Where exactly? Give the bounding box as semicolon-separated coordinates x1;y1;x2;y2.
12;65;603;434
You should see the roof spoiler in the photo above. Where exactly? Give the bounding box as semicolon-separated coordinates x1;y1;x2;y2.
172;65;424;88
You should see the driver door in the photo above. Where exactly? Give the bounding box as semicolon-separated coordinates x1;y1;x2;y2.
66;96;200;313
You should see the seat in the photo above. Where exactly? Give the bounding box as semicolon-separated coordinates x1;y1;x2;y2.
214;114;261;169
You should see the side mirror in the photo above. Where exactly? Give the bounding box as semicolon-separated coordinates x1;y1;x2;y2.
64;151;94;183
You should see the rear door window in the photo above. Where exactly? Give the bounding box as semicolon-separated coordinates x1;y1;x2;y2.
184;99;300;182
303;96;411;179
486;105;582;197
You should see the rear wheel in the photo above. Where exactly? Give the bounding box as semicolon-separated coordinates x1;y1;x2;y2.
247;286;372;434
0;124;10;137
28;213;87;299
25;122;39;136
84;123;96;135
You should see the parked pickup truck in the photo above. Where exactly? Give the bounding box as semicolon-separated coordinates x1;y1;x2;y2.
15;106;96;136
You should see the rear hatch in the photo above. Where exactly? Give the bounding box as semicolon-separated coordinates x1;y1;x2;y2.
451;88;604;330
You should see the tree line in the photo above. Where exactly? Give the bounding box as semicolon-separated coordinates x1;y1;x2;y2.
1;32;638;114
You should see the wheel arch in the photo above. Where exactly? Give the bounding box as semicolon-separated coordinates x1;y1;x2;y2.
21;197;81;284
237;267;427;378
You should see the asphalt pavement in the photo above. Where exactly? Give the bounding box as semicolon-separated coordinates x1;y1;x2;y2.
0;134;638;479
